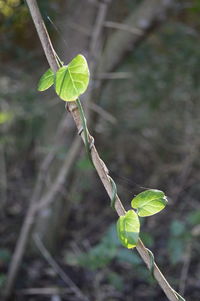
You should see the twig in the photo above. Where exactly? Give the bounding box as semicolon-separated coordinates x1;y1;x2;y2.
17;287;70;296
3;113;74;297
24;1;182;301
33;234;89;301
96;72;133;80
89;103;117;125
3;137;81;300
4;204;36;300
36;137;81;210
89;0;111;55
104;20;143;35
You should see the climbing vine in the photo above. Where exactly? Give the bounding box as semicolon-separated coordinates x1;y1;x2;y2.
38;53;168;249
38;53;185;301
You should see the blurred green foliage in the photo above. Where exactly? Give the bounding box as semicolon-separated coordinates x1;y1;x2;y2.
0;111;13;124
65;224;143;269
65;223;158;293
168;209;200;265
0;0;62;59
76;155;93;171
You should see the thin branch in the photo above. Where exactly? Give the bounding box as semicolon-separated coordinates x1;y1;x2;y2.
89;0;111;55
3;115;75;300
17;287;70;296
104;20;143;35
96;71;133;80
22;1;182;301
36;137;81;210
89;103;117;125
33;234;89;301
4;134;81;299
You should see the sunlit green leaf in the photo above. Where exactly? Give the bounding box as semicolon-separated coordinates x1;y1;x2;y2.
117;210;140;249
38;68;54;91
131;189;167;217
55;54;90;101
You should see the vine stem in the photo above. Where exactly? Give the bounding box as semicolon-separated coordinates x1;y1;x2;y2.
76;98;91;159
23;1;181;301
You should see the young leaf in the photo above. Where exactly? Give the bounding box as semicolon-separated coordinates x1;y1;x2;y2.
131;189;167;217
55;54;90;101
38;68;54;91
117;210;140;249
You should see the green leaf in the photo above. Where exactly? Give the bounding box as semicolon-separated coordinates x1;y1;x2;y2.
55;54;90;101
38;68;54;91
117;210;140;249
131;189;167;217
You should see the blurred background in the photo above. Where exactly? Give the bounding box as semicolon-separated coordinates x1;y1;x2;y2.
0;0;200;300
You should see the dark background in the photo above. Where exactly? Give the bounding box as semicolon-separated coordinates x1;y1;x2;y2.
0;0;200;300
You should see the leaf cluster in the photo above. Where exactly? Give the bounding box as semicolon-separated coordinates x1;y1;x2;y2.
117;189;168;249
38;54;90;102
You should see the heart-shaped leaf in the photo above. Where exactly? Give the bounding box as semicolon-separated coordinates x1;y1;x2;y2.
38;68;54;91
55;54;90;101
117;210;140;249
131;189;168;217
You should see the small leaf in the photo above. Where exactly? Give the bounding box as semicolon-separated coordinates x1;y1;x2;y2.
55;54;90;101
38;68;54;91
131;189;167;217
117;210;140;249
